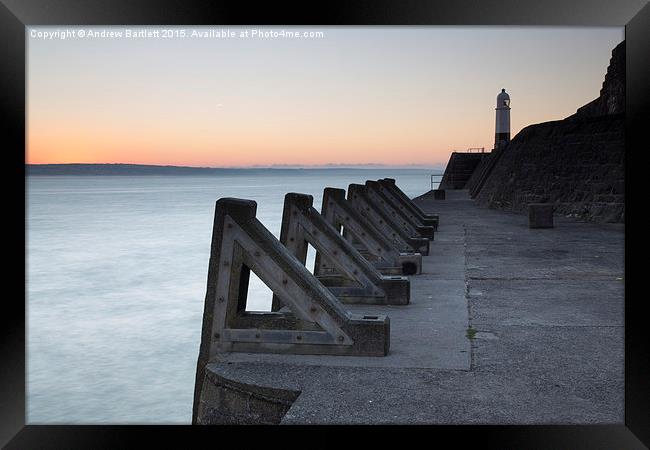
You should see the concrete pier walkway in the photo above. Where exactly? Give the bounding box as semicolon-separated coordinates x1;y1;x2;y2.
203;190;624;424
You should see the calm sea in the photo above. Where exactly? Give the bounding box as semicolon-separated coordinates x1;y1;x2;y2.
26;169;438;423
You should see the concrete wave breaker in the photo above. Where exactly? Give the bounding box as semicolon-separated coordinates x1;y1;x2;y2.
365;180;436;240
376;178;439;231
379;178;439;230
273;193;410;306
193;197;391;365
320;187;422;275
347;183;430;255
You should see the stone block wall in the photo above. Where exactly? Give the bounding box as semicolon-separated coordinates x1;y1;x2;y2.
439;152;490;189
474;114;624;222
471;40;625;223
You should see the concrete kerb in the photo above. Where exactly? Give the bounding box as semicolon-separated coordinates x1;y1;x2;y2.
320;187;422;275
192;197;392;421
347;183;430;255
273;193;410;306
366;180;436;239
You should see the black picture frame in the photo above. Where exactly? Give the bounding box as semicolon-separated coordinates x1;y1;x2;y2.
2;0;648;448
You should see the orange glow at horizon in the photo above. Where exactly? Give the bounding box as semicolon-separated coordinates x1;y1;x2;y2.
27;26;623;167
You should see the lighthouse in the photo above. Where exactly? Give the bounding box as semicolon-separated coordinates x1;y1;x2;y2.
495;88;511;149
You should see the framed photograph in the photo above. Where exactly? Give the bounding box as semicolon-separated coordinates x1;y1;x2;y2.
3;0;648;447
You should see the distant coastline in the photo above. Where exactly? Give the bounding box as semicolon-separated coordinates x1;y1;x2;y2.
26;163;445;176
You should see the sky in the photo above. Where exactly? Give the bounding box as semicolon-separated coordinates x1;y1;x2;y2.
27;26;623;167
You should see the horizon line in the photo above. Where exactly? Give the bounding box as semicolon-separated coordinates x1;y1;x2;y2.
26;162;446;169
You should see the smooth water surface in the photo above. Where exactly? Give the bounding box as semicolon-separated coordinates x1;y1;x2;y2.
26;169;437;423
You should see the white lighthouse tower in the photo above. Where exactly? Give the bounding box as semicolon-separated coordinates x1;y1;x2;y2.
495;88;511;149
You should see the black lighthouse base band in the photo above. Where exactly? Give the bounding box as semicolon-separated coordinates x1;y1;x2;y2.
495;132;510;144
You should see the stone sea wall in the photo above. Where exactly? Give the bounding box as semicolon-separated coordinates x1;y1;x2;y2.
472;40;625;223
474;114;624;222
439;152;489;190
